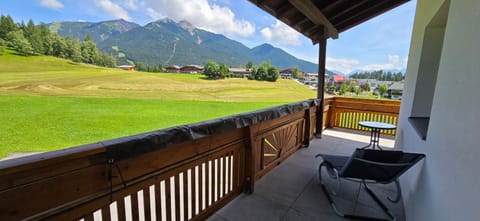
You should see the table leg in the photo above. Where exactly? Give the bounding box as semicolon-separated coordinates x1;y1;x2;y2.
361;129;375;149
372;128;383;150
361;128;384;150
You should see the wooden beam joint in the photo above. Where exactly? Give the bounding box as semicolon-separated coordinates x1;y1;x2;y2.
288;0;339;39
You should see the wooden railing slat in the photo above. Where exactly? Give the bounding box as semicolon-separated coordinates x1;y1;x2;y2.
101;204;111;221
174;174;181;221
155;183;161;221
224;154;229;195
117;197;126;221
165;178;172;221
217;158;222;200
143;187;151;221
131;192;139;221
83;213;94;221
210;161;214;206
183;171;189;221
191;166;197;217
198;163;204;213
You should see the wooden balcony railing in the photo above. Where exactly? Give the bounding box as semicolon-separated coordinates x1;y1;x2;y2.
323;97;401;135
0;97;398;221
0;100;318;221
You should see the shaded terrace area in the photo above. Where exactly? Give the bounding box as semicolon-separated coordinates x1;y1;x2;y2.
209;129;399;221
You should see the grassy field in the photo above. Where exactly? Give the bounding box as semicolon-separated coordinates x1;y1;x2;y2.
0;51;313;102
0;51;315;158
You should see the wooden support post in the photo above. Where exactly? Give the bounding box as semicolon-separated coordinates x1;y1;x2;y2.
328;98;336;128
244;125;257;194
316;35;327;137
303;107;311;147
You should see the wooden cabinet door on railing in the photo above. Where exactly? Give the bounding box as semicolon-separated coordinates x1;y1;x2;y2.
250;111;306;180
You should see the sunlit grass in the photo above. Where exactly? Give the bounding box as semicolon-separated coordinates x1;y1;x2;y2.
0;51;315;157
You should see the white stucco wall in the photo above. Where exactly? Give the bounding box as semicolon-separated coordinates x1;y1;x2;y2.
397;0;480;220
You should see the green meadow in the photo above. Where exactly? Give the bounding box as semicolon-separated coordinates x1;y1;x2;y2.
0;51;315;158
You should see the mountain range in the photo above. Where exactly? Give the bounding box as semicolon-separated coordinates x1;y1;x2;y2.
48;19;333;74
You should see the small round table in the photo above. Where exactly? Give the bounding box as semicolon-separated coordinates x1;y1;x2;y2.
358;121;396;150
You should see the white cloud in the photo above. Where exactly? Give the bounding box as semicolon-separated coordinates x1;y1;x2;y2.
361;54;404;71
261;21;301;46
146;7;163;20
142;0;255;37
96;0;131;21
123;0;138;10
40;0;64;9
326;57;360;74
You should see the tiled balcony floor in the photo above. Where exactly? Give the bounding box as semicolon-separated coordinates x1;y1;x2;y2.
209;128;402;221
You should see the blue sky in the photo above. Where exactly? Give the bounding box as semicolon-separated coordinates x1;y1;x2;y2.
0;0;416;74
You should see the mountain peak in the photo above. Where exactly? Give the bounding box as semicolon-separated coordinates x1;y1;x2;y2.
256;43;274;49
178;20;196;32
158;18;175;23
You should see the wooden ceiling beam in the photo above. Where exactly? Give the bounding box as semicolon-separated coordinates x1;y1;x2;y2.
288;0;338;39
321;0;349;15
329;0;369;22
335;0;407;32
275;3;293;17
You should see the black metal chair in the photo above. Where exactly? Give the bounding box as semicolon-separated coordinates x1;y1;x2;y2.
316;148;425;221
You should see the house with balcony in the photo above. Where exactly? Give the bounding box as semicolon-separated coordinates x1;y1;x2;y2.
229;68;251;78
388;81;404;100
0;0;478;221
301;72;318;86
166;65;181;73
117;65;136;71
179;65;203;74
279;67;304;79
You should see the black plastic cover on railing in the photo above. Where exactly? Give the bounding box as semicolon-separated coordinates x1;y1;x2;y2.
103;99;318;161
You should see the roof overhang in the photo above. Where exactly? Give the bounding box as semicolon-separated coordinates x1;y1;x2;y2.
249;0;410;44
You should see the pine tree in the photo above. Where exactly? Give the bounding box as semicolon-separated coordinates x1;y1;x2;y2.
219;63;229;78
51;34;67;58
0;38;5;55
81;36;98;64
65;37;82;62
23;19;43;54
38;23;53;55
0;15;17;39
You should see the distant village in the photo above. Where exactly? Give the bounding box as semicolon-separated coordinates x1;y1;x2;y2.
117;64;404;100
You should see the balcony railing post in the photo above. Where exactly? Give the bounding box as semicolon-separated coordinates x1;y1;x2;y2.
244;125;257;194
303;107;311;147
328;98;336;128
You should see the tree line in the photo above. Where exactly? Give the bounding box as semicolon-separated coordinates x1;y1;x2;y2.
133;62;165;73
203;60;279;82
350;70;404;81
247;61;279;82
0;15;116;68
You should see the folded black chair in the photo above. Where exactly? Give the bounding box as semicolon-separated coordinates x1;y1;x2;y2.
316;149;425;221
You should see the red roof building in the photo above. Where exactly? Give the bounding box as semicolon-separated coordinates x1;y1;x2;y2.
333;75;346;83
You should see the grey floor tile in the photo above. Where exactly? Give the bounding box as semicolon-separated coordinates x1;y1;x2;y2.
206;214;228;221
254;162;315;207
281;208;345;221
214;193;290;221
210;129;402;221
